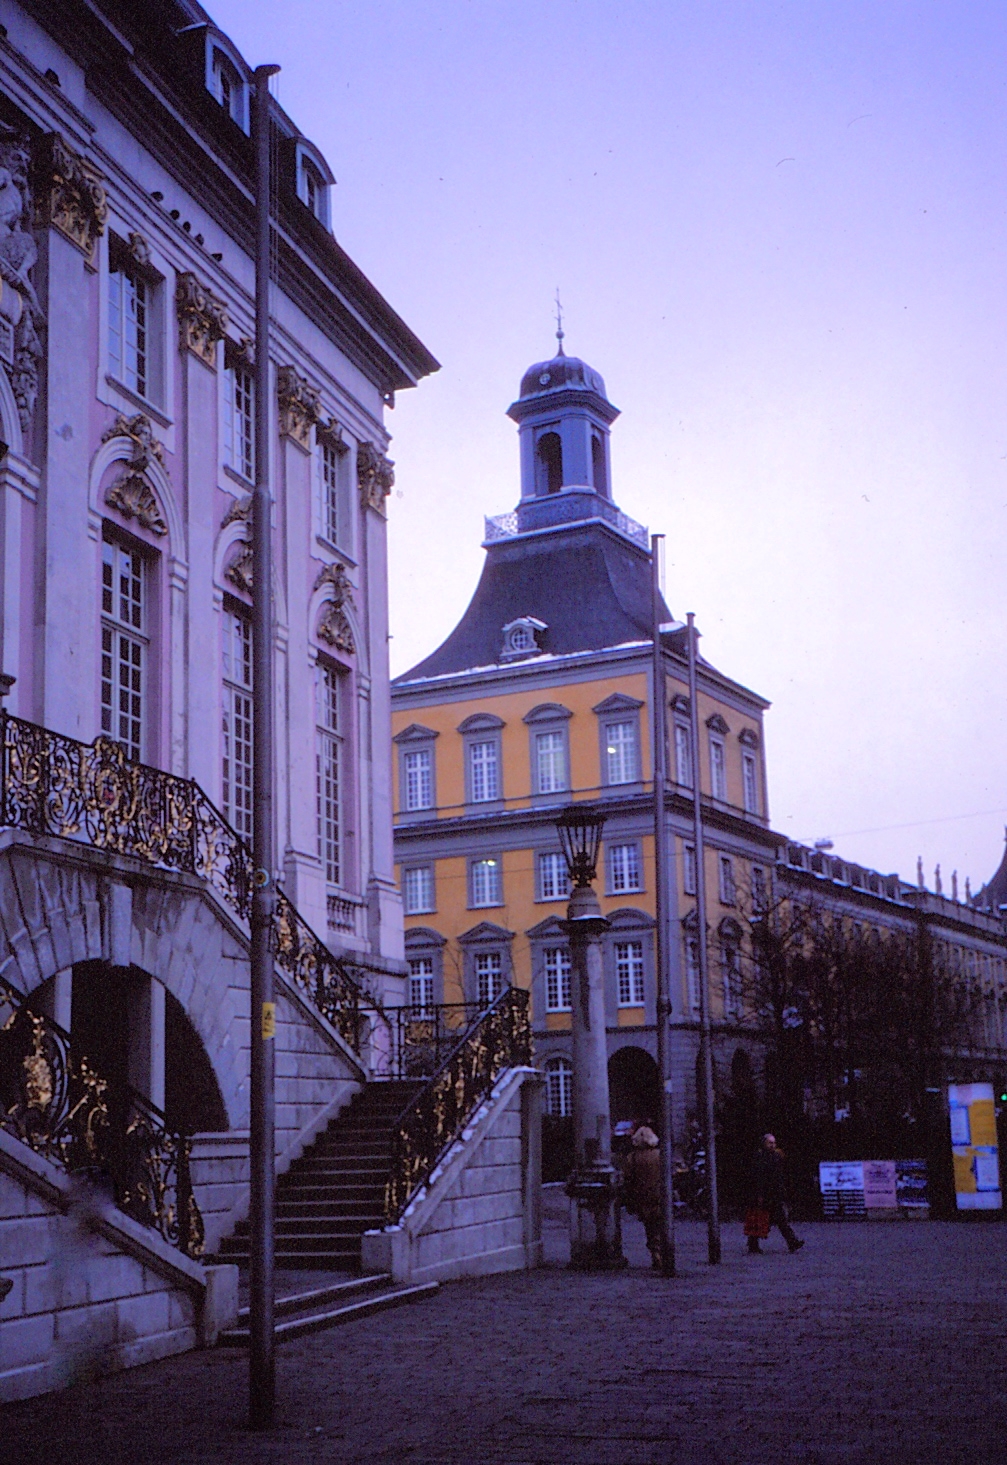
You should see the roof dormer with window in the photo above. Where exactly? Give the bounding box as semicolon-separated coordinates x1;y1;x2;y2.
205;34;250;133
294;140;335;229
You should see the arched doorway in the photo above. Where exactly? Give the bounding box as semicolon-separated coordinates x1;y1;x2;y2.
608;1045;660;1128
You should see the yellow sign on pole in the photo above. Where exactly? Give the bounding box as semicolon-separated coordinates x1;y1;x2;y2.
948;1083;1002;1211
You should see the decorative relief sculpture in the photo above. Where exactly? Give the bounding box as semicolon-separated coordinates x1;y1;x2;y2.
277;363;321;448
225;542;253;595
34;131;107;265
0;126;43;431
357;440;395;514
314;560;355;653
176;271;228;367
101;412;168;536
221;493;251;529
317;417;346;453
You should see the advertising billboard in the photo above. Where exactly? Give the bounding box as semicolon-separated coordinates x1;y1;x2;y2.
948;1082;1002;1211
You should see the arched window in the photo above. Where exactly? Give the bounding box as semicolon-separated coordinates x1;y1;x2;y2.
591;433;608;497
536;431;563;495
546;1055;573;1118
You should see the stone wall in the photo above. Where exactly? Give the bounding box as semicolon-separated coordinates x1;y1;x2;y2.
361;1067;543;1285
0;1130;237;1404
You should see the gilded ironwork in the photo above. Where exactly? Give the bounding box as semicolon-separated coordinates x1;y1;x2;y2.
0;712;364;1052
384;986;531;1221
0;978;204;1258
35;131;107;265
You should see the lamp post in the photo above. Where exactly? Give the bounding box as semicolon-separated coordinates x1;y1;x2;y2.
556;804;625;1270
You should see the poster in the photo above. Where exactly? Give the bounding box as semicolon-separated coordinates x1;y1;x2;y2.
948;1082;1002;1211
894;1159;929;1210
862;1159;897;1209
819;1160;865;1218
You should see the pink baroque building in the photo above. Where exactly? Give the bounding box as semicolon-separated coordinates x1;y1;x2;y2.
0;0;437;1396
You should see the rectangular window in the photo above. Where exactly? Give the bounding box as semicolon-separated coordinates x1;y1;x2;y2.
403;748;433;812
609;842;642;894
674;723;692;787
742;752;759;814
605;720;638;785
100;540;146;762
723;944;741;1019
547;1058;573;1118
469;740;499;803
475;951;504;1007
544;947;572;1012
222;609;253;839
683;844;697;897
408;956;435;1015
616;940;645;1007
109;267;149;398
537;851;570;902
752;865;767;912
710;738;727;801
535;730;567;794
686;936;701;1011
224;363;255;481
471;857;502;907
719;855;736;906
403;865;434;915
321;438;343;546
316;664;342;887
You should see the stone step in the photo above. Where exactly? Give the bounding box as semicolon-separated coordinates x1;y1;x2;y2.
218;1278;438;1345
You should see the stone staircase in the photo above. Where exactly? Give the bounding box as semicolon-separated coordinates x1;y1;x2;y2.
219;1079;423;1272
217;1272;438;1345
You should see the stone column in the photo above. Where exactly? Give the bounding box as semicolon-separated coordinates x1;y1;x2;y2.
564;881;624;1269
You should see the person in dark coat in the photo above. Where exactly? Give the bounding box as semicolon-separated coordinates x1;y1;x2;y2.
748;1133;804;1254
622;1123;664;1269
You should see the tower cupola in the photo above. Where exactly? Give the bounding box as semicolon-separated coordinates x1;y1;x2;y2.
507;334;619;519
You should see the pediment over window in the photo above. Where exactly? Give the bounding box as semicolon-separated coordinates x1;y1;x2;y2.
607;907;656;931
457;712;505;734
739;727;759;748
458;920;515;946
393;723;439;744
404;925;447;950
526;915;568;940
706;713;730;734
592;692;644;715
719;917;744;942
670;694;690;715
523;702;572;725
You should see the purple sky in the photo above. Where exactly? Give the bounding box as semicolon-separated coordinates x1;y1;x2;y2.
210;0;1007;893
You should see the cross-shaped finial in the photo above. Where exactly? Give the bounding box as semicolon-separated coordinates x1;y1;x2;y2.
554;288;565;353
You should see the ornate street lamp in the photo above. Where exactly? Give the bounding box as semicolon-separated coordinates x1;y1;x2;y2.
556;803;625;1270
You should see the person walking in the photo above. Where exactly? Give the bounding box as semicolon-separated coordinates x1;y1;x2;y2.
747;1133;804;1254
623;1122;664;1269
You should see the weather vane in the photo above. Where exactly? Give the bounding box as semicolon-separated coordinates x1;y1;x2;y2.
554;287;565;352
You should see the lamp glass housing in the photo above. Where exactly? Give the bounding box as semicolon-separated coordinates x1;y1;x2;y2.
555;804;607;888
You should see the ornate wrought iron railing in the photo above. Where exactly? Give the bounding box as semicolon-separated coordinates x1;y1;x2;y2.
0;979;204;1259
390;1001;486;1080
0;713;365;1052
384;985;532;1222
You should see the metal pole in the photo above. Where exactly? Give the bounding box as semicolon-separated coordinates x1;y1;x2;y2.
649;536;676;1277
249;61;280;1431
686;612;721;1264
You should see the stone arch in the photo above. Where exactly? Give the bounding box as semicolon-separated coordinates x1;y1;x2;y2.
309;575;365;677
88;430;185;565
607;1044;660;1128
211;509;289;633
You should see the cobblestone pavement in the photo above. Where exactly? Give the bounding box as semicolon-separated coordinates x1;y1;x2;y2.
5;1211;1006;1465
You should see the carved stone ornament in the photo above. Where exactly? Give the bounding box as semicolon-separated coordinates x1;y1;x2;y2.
0;126;44;431
126;230;150;267
176;271;228;367
313;560;352;606
317;601;355;655
317;417;346;453
105;472;167;536
221;494;252;529
34;131;107;265
357;440;395;515
277;364;321;449
101;413;168;536
225;542;253;595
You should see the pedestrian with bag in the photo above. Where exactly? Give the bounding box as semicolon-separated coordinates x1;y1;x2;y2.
746;1132;804;1254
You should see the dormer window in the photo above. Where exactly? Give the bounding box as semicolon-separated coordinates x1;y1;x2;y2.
207;40;249;132
501;616;546;661
295;142;335;229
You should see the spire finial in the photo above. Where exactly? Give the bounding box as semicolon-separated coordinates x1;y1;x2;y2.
554;288;565;354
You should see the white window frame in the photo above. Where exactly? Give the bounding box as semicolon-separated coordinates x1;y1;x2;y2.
222;608;253;840
685;934;701;1012
475;951;505;1007
403;747;433;812
544;947;572;1013
674;722;692;787
722;939;742;1020
224;358;255;483
742;751;759;814
546;1056;573;1118
710;735;727;801
470;856;503;908
534;728;567;795
402;865;435;916
751;865;767;912
208;44;249;131
407;956;435;1015
108;240;164;408
318;433;350;551
615;939;646;1007
316;662;343;889
608;841;643;895
683;844;697;897
101;538;147;763
469;739;500;804
718;855;736;907
537;851;570;902
604;719;639;786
